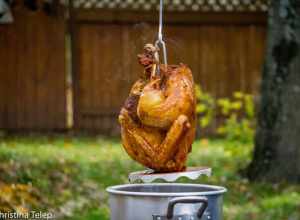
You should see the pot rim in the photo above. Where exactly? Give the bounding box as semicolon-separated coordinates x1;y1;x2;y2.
106;183;227;197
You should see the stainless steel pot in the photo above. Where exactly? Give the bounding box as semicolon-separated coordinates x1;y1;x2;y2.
106;183;227;220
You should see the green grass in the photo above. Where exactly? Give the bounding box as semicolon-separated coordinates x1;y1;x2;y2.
0;135;299;220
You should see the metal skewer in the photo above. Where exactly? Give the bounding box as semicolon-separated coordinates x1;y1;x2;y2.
155;0;168;67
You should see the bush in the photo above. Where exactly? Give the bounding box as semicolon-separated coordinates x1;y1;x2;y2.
195;85;256;143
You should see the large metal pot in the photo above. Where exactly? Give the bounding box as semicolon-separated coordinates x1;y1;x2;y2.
107;183;227;220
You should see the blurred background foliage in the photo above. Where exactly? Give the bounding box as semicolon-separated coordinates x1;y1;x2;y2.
196;85;255;143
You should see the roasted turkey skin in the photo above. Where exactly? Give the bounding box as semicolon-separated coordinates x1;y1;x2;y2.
138;64;195;129
118;45;196;172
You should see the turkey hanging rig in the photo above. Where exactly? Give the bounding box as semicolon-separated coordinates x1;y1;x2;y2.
154;0;168;74
119;0;212;183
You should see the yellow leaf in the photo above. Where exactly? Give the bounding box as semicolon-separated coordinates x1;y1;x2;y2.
233;91;244;99
217;126;225;134
231;101;242;110
200;118;210;128
196;104;207;113
200;139;209;146
15;206;28;214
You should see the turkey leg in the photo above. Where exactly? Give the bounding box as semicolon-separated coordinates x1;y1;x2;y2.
119;108;190;172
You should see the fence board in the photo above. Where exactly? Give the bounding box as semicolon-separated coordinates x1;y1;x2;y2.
0;6;66;130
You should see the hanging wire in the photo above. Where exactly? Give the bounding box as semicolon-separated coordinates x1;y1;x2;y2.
158;0;163;43
155;0;168;66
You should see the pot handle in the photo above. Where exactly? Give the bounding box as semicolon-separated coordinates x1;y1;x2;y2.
166;196;208;219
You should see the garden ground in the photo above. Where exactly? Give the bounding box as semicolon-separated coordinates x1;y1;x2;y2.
0;135;299;220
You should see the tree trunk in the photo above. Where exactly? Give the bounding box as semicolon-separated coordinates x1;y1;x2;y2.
247;0;300;182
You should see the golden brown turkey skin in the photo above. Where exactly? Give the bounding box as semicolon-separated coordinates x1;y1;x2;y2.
119;45;196;172
138;65;195;129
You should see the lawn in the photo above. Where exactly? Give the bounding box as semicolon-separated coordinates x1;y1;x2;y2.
0;135;299;220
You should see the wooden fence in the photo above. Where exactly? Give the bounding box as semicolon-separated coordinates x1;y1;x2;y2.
0;4;66;130
72;11;267;134
0;5;267;134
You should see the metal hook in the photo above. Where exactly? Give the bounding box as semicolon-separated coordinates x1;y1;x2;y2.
155;0;168;66
155;40;168;67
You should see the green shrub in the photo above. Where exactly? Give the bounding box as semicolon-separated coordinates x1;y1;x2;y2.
195;85;216;128
195;85;256;143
